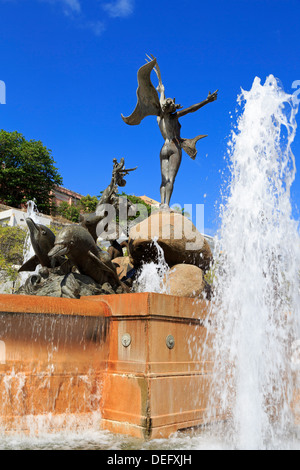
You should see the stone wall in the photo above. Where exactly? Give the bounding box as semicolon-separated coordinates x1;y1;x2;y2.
0;203;13;213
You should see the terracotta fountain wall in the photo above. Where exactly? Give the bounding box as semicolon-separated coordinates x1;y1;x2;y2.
0;292;223;439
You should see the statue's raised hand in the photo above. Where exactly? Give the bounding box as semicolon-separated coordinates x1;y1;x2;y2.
156;83;165;95
207;89;218;102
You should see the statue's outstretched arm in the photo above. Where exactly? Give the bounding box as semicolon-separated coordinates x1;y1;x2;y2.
177;89;218;118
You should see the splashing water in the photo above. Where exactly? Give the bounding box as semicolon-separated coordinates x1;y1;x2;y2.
206;76;300;449
22;200;40;264
134;237;170;293
19;200;42;285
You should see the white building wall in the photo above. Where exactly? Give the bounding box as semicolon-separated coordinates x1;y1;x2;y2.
0;209;51;227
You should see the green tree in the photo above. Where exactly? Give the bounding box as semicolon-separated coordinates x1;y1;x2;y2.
79;194;99;213
0;130;63;214
55;201;80;223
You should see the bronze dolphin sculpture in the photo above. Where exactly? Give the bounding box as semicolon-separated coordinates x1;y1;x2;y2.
79;212;104;242
48;225;123;287
19;218;56;272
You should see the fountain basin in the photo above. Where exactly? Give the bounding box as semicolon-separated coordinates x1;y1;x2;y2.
0;292;223;439
0;294;111;435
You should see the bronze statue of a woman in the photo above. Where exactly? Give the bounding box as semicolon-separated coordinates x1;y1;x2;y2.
122;55;218;207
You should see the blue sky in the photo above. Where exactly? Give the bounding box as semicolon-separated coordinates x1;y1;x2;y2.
1;0;300;235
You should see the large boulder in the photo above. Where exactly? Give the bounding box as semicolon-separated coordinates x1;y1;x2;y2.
164;264;205;298
128;210;213;271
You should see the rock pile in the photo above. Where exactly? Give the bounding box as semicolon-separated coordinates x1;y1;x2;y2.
128;210;213;298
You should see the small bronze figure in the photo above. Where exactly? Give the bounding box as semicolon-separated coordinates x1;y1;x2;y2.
98;157;137;207
122;55;218;207
80;157;137;242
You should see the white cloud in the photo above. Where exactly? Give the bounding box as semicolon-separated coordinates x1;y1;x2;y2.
102;0;134;18
60;0;81;13
1;0;134;35
82;20;106;36
39;0;81;15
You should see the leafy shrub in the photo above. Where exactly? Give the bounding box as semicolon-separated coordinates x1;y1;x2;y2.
55;202;80;223
0;225;27;281
79;194;99;213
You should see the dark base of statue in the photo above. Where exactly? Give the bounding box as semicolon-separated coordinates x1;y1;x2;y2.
17;268;129;299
